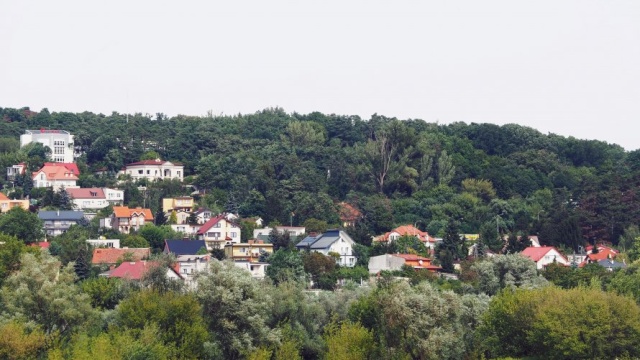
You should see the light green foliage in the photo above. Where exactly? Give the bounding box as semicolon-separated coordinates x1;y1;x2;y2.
49;324;173;360
323;321;375;360
0;207;44;244
140;150;161;161
375;281;468;360
480;286;640;359
0;233;28;285
608;262;640;303
139;224;180;251
283;121;326;147
0;252;97;337
461;178;497;203
471;254;548;296
116;290;209;359
196;260;278;359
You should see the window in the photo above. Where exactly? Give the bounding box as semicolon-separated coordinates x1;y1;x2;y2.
349;258;355;265
214;223;221;228
138;170;143;174
231;232;237;238
146;170;150;174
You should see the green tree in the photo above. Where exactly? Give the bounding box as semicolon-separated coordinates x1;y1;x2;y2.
436;219;467;273
471;254;548;296
0;321;46;360
0;207;44;244
80;277;128;310
303;252;337;290
323;321;375;360
195;260;277;359
116;290;209;359
121;234;150;248
0;252;97;337
155;208;167;225
266;249;307;285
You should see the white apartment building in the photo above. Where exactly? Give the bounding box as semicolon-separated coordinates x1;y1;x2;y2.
118;159;184;182
21;130;76;163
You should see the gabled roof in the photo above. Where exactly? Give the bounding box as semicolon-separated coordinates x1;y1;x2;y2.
112;206;153;220
32;164;79;181
164;239;208;255
296;230;355;250
0;193;8;201
520;246;568;263
197;215;236;234
586;248;618;262
38;210;85;221
92;248;150;264
125;159;183;166
597;259;627;270
104;261;182;280
66;188;105;199
381;225;436;243
43;162;80;176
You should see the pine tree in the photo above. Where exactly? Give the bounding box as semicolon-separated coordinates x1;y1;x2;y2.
155;208;167;225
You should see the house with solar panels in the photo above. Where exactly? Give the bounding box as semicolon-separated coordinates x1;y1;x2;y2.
296;229;357;267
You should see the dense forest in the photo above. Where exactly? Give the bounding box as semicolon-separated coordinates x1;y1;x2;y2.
1;106;638;249
1;106;640;359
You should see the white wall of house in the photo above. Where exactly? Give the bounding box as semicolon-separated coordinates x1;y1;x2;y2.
233;261;268;279
103;188;124;204
86;239;120;248
322;238;357;267
171;224;201;236
368;254;406;274
119;162;184;182
536;249;570;269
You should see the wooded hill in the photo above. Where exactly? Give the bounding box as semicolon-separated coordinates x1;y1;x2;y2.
1;106;639;251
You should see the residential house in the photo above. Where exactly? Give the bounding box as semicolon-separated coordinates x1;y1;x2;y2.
86;238;120;248
103;188;125;205
92;247;151;265
32;163;79;191
224;240;273;263
164;239;209;256
38;210;85;237
197;215;241;250
0;192;29;213
164;240;210;285
194;208;213;224
101;261;182;281
520;246;570;269
233;261;269;279
368;253;441;274
375;225;439;250
253;226;306;239
296;229;357;267
241;217;264;228
6;163;26;181
66;188;108;211
597;259;627;271
20;129;76;163
108;206;154;234
118;159;184;182
338;202;362;228
170;223;202;237
579;245;620;268
162;196;195;224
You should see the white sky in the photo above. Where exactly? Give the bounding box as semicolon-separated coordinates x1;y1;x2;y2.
1;1;639;150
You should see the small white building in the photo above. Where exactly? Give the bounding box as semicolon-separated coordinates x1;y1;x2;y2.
86;238;121;248
233;261;269;279
253;226;306;239
118;159;184;182
21;129;76;163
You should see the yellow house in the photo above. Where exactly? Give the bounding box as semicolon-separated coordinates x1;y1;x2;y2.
0;193;29;213
162;197;194;213
224;240;274;262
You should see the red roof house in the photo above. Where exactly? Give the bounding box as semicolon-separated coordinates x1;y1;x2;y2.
520;246;570;269
92;248;150;265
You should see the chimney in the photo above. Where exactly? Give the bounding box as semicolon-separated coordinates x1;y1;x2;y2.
309;232;317;237
248;240;254;245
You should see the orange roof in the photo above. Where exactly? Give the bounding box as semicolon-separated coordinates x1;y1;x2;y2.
521;246;569;263
92;248;151;264
586;248;618;262
112;206;153;220
0;193;8;201
32;164;79;181
380;225;436;243
43;162;80;175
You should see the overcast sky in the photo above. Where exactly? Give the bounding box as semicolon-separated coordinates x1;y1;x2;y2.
2;1;639;150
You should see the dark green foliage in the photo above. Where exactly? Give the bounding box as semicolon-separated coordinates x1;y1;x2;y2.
0;207;44;244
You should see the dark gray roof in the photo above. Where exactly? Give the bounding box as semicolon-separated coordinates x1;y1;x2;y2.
296;230;354;250
164;239;208;255
295;235;317;249
38;211;85;221
597;259;627;270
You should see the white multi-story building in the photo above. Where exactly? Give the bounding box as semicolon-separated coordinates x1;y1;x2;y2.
118;159;184;182
21;130;75;163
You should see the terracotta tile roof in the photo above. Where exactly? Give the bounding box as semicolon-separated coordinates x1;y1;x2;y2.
586;248;618;262
112;206;153;220
66;188;105;199
380;225;436;243
43;162;80;176
106;260;159;280
520;246;568;263
92;248;150;264
0;193;8;201
32;164;79;181
392;254;431;261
